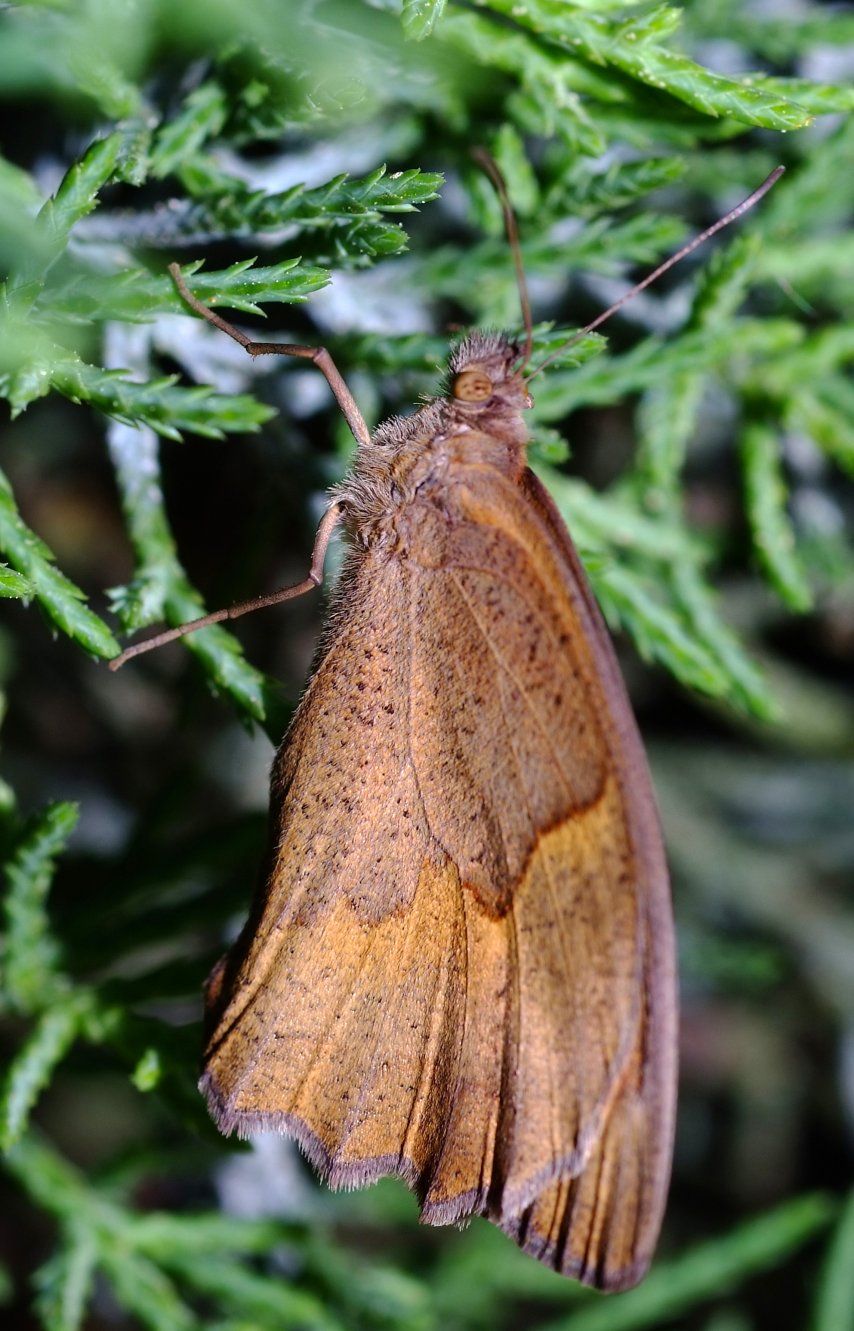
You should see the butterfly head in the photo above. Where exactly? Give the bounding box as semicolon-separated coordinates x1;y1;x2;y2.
449;333;533;416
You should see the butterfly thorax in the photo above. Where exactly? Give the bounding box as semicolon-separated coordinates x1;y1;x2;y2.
339;332;532;550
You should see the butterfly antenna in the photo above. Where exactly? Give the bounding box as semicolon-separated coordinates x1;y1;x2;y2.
527;165;785;381
472;146;534;367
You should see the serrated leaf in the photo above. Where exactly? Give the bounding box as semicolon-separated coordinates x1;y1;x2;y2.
789;384;854;479
441;11;606;153
595;563;729;700
171;612;274;728
1;803;79;1013
6;132;127;308
0;469;119;658
184;164;443;260
49;257;329;324
742;422;812;612
0;565;33;598
486;124;541;219
538;468;775;717
402;0;447;42
98;1248;197;1331
670;559;777;720
420;213;689;317
130;1213;287;1257
539;468;695;564
536;319;803;419
486;0;814;130
151;82;229;179
546;155;687;218
541;1193;835;1331
814;1187;854;1331
149;1248;333;1329
34;1233;98;1331
635;371;704;496
744;73;854;116
0;995;96;1150
0;155;52;273
107;421;276;729
690;230;762;326
49;357;275;441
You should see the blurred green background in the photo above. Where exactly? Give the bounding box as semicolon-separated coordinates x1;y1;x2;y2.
1;1;853;1329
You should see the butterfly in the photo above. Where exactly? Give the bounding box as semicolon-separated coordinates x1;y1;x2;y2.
111;163;782;1290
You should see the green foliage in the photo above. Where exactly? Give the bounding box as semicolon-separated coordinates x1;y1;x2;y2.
0;805;119;1150
0;471;119;658
815;1188;854;1331
742;422;812;613
402;0;447;43
1;2;853;1330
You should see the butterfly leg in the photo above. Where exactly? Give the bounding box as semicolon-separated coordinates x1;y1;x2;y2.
109;501;344;670
168;264;371;448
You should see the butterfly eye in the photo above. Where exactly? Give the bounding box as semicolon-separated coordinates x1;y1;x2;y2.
452;369;492;402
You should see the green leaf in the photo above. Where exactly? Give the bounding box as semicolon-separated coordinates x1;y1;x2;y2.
150;82;229;179
789;382;854;479
635;373;704;497
0;153;52;274
180;163;443;261
440;11;606;152
151;1249;334;1330
420;213;689;323
540;470;694;564
7;131;127;309
669;560;777;721
545;155;687;218
539;469;775;717
488;123;541;218
1;803;78;1013
402;0;447;41
49;257;330;325
741;422;813;612
34;1231;98;1331
0;995;96;1150
485;0;815;130
0;468;119;657
535;319;803;419
814;1188;854;1331
2;6;851;1327
98;1248;198;1331
690;230;763;326
43;132;124;243
595;562;729;700
0;565;33;598
50;357;274;441
153;587;279;729
538;1194;837;1331
131;1049;163;1093
128;1212;288;1258
633;231;764;496
107;421;275;728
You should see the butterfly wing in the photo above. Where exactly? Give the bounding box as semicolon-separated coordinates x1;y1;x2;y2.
201;560;471;1188
201;454;675;1291
499;469;675;1289
401;462;676;1287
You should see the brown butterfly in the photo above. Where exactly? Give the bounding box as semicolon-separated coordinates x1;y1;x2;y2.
112;164;783;1290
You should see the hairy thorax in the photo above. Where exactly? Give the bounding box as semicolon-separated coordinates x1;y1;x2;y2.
336;333;532;553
